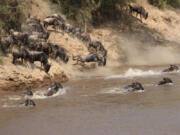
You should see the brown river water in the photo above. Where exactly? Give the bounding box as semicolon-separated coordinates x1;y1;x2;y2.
1;66;180;135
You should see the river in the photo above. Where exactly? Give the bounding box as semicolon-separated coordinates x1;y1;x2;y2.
1;66;180;135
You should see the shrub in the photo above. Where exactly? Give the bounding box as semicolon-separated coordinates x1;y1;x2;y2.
0;0;26;34
49;0;135;26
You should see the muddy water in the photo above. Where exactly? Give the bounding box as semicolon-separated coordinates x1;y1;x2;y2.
1;66;180;135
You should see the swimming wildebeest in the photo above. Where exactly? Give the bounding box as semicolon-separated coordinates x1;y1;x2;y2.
158;77;173;85
0;36;13;53
50;43;69;63
129;4;148;22
44;82;63;96
73;53;106;66
23;89;33;96
162;65;179;72
22;99;36;107
124;82;144;92
11;47;29;64
10;29;28;45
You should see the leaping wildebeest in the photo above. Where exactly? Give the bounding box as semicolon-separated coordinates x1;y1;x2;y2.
73;53;106;66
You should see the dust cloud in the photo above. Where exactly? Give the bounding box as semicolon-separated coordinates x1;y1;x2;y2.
117;34;180;66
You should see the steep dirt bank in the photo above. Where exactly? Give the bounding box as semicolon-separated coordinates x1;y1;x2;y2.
1;0;180;93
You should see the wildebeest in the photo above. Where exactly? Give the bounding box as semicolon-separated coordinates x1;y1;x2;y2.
26;18;41;25
27;51;51;73
124;82;144;92
163;65;179;72
27;51;49;66
44;82;63;96
80;33;91;42
41;41;52;56
10;29;28;45
158;77;173;85
43;17;62;30
11;47;29;64
73;53;106;66
50;43;69;63
65;23;74;33
129;4;148;21
0;36;13;53
32;32;50;41
27;34;46;45
72;27;83;38
88;40;107;57
46;14;65;23
25;18;47;34
24;89;33;96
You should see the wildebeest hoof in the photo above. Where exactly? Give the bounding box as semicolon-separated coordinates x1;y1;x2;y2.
23;99;36;107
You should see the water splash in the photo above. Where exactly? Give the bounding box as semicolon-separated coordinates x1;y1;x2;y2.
30;88;67;100
101;87;145;95
105;68;162;79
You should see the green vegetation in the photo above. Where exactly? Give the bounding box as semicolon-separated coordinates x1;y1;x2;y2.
148;0;180;9
0;0;26;34
49;0;134;26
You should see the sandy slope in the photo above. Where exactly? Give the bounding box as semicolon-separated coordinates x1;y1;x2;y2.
140;1;180;43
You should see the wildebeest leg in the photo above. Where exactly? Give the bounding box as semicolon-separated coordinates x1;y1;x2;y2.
12;57;16;64
136;12;138;17
21;57;24;63
44;23;48;29
140;14;143;23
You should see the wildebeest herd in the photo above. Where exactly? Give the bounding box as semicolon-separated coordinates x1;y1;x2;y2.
0;4;150;107
0;13;108;74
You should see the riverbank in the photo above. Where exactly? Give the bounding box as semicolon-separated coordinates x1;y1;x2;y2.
1;0;180;93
